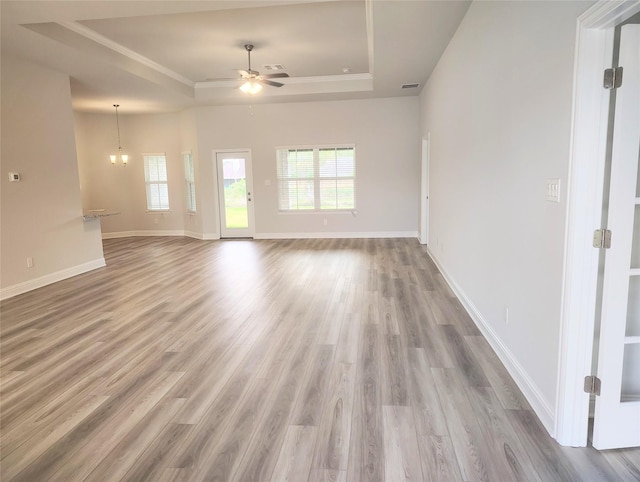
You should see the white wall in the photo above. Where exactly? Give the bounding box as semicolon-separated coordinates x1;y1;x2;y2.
194;97;421;238
77;97;421;239
1;55;104;298
419;1;590;432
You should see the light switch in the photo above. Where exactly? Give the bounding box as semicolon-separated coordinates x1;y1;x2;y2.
8;172;20;182
546;178;560;202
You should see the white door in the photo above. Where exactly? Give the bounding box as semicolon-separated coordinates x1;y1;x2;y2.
419;135;430;245
593;23;640;450
216;151;255;238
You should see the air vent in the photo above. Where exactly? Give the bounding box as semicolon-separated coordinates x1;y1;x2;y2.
401;83;420;89
264;64;285;71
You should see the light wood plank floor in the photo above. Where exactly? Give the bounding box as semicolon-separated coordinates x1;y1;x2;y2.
1;237;639;481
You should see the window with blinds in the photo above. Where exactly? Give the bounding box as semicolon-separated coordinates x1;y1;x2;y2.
276;146;355;211
183;151;196;213
143;153;170;211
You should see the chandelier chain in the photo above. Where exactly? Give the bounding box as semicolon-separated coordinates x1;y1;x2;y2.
114;104;122;149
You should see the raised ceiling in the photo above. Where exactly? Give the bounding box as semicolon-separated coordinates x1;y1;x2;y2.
1;0;471;113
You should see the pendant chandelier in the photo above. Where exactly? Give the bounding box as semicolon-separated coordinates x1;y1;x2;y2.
110;104;128;166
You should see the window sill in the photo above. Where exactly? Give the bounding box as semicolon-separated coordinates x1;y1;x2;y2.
146;210;171;213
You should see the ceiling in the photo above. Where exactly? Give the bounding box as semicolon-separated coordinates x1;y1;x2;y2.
1;0;471;114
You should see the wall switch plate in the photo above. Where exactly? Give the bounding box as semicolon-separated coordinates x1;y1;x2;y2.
546;178;560;202
8;172;20;182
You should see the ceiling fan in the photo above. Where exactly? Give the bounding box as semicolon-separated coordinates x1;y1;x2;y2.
237;44;289;94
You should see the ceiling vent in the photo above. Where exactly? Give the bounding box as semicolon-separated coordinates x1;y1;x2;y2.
401;83;420;89
264;64;285;71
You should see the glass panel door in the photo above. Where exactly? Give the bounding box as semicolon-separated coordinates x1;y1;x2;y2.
216;151;254;238
593;23;640;450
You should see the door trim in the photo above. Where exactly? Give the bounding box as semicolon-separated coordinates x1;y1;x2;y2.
556;0;640;447
419;134;430;245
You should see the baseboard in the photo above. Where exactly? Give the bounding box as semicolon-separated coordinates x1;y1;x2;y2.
183;231;217;240
201;233;220;240
0;258;106;301
427;247;555;434
254;231;418;240
102;230;186;239
103;230;416;241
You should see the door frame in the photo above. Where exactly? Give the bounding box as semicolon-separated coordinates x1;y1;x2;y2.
214;149;255;239
556;0;640;447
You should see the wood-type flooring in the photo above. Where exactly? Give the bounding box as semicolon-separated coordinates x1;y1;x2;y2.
1;236;639;481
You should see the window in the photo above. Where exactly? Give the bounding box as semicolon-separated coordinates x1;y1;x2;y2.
183;151;196;212
276;146;355;211
143;153;169;211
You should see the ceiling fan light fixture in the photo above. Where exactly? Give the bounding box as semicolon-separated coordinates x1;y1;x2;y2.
240;80;262;94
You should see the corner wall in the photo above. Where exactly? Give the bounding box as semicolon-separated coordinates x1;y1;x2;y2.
419;1;590;433
75;111;186;236
76;97;421;240
1;55;104;299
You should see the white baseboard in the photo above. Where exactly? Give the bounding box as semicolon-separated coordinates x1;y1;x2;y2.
102;230;186;239
184;231;205;240
427;247;555;434
0;258;106;301
103;230;416;241
254;231;418;240
201;233;220;240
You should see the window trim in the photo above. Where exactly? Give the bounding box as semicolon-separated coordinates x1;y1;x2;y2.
183;150;196;213
143;152;170;211
276;144;356;213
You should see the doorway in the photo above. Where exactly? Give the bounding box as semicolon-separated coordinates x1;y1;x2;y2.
557;1;640;448
591;19;640;450
215;151;255;238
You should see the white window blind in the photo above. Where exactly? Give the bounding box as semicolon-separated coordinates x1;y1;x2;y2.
143;154;170;211
276;146;355;211
183;151;196;212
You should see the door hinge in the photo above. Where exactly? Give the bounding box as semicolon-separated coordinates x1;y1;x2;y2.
604;67;623;89
593;229;612;249
584;375;601;396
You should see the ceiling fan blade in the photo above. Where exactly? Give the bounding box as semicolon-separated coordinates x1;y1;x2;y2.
261;72;290;79
260;79;284;88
